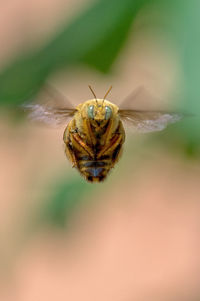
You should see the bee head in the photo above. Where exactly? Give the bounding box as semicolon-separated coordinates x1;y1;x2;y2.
85;85;114;127
87;103;112;125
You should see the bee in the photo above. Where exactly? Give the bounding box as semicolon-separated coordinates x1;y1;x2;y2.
24;85;182;182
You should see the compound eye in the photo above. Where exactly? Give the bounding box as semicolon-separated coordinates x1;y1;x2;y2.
105;106;112;120
88;105;94;119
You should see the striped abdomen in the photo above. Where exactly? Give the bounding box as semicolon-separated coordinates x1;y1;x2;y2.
78;156;111;182
77;143;122;182
64;118;125;182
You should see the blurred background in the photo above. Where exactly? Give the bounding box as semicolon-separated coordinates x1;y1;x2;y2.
0;0;200;300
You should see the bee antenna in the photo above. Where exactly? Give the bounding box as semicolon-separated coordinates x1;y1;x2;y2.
103;86;112;104
88;85;98;104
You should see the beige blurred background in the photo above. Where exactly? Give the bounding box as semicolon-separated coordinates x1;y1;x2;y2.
0;0;200;300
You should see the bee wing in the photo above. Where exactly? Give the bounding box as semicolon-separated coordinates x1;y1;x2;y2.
119;109;182;133
22;103;75;126
22;84;76;126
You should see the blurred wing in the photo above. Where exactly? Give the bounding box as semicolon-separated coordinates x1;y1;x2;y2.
22;83;76;126
22;103;75;126
119;109;182;133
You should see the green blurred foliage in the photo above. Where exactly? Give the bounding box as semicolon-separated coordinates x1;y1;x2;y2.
1;0;199;155
1;0;200;228
176;1;200;154
0;0;145;106
32;175;94;229
147;0;200;156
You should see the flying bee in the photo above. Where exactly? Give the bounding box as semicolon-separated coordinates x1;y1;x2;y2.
24;85;182;182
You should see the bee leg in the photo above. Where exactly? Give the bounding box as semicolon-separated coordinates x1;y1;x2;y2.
65;142;77;167
110;142;123;168
63;123;77;167
71;133;95;159
83;119;96;146
97;134;123;159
